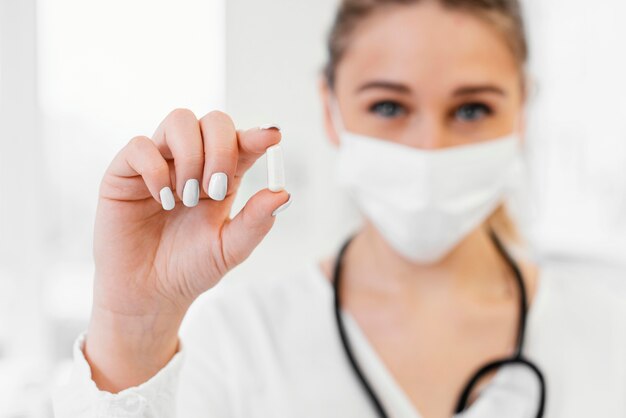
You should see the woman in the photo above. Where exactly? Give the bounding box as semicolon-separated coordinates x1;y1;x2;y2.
54;0;626;417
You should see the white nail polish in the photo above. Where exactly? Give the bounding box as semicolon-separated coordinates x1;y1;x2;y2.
266;144;285;192
182;179;200;207
208;172;228;201
259;124;281;131
272;195;292;216
160;187;175;211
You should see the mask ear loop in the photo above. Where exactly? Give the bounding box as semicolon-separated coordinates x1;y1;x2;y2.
328;95;347;137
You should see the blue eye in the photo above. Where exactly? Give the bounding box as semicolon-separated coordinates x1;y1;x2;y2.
370;101;406;118
455;103;492;122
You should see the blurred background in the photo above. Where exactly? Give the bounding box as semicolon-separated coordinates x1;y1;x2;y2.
0;0;625;415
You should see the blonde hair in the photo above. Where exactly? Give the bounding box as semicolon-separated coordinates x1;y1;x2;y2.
324;0;528;244
324;0;528;88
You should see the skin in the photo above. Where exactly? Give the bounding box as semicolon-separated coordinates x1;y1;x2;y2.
318;2;537;417
87;1;537;417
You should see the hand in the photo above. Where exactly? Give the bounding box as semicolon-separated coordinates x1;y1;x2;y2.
85;109;290;392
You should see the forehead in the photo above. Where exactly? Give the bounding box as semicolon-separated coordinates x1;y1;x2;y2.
335;2;519;93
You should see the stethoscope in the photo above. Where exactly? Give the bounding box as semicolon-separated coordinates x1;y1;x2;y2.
332;228;546;418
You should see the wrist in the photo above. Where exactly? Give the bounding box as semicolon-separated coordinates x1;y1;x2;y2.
85;305;184;393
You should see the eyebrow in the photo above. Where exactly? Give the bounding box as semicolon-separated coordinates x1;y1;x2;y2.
356;81;411;94
453;85;506;97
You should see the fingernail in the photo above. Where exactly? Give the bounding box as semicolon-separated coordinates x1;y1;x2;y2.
272;194;292;217
208;172;228;201
182;179;200;207
259;124;281;131
160;187;175;211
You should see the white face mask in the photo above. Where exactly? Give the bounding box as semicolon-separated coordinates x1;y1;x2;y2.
333;103;523;264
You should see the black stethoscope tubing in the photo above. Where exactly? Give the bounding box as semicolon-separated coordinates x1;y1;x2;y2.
332;229;546;418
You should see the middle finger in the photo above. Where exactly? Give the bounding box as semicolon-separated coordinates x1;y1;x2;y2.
199;111;239;201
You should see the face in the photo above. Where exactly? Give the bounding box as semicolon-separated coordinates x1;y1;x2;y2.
321;1;525;149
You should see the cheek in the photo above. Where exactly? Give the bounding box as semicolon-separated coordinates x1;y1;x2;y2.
486;108;521;139
489;93;524;132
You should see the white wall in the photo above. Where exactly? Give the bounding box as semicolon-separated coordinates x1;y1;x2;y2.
0;0;45;356
0;1;50;415
524;0;626;266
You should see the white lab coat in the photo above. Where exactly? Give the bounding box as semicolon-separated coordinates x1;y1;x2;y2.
53;260;626;417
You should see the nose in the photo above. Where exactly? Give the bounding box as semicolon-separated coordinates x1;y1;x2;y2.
404;113;447;150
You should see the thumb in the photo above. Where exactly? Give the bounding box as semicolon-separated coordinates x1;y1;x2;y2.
221;189;291;267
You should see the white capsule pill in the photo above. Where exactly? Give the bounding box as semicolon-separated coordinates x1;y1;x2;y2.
266;144;285;192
